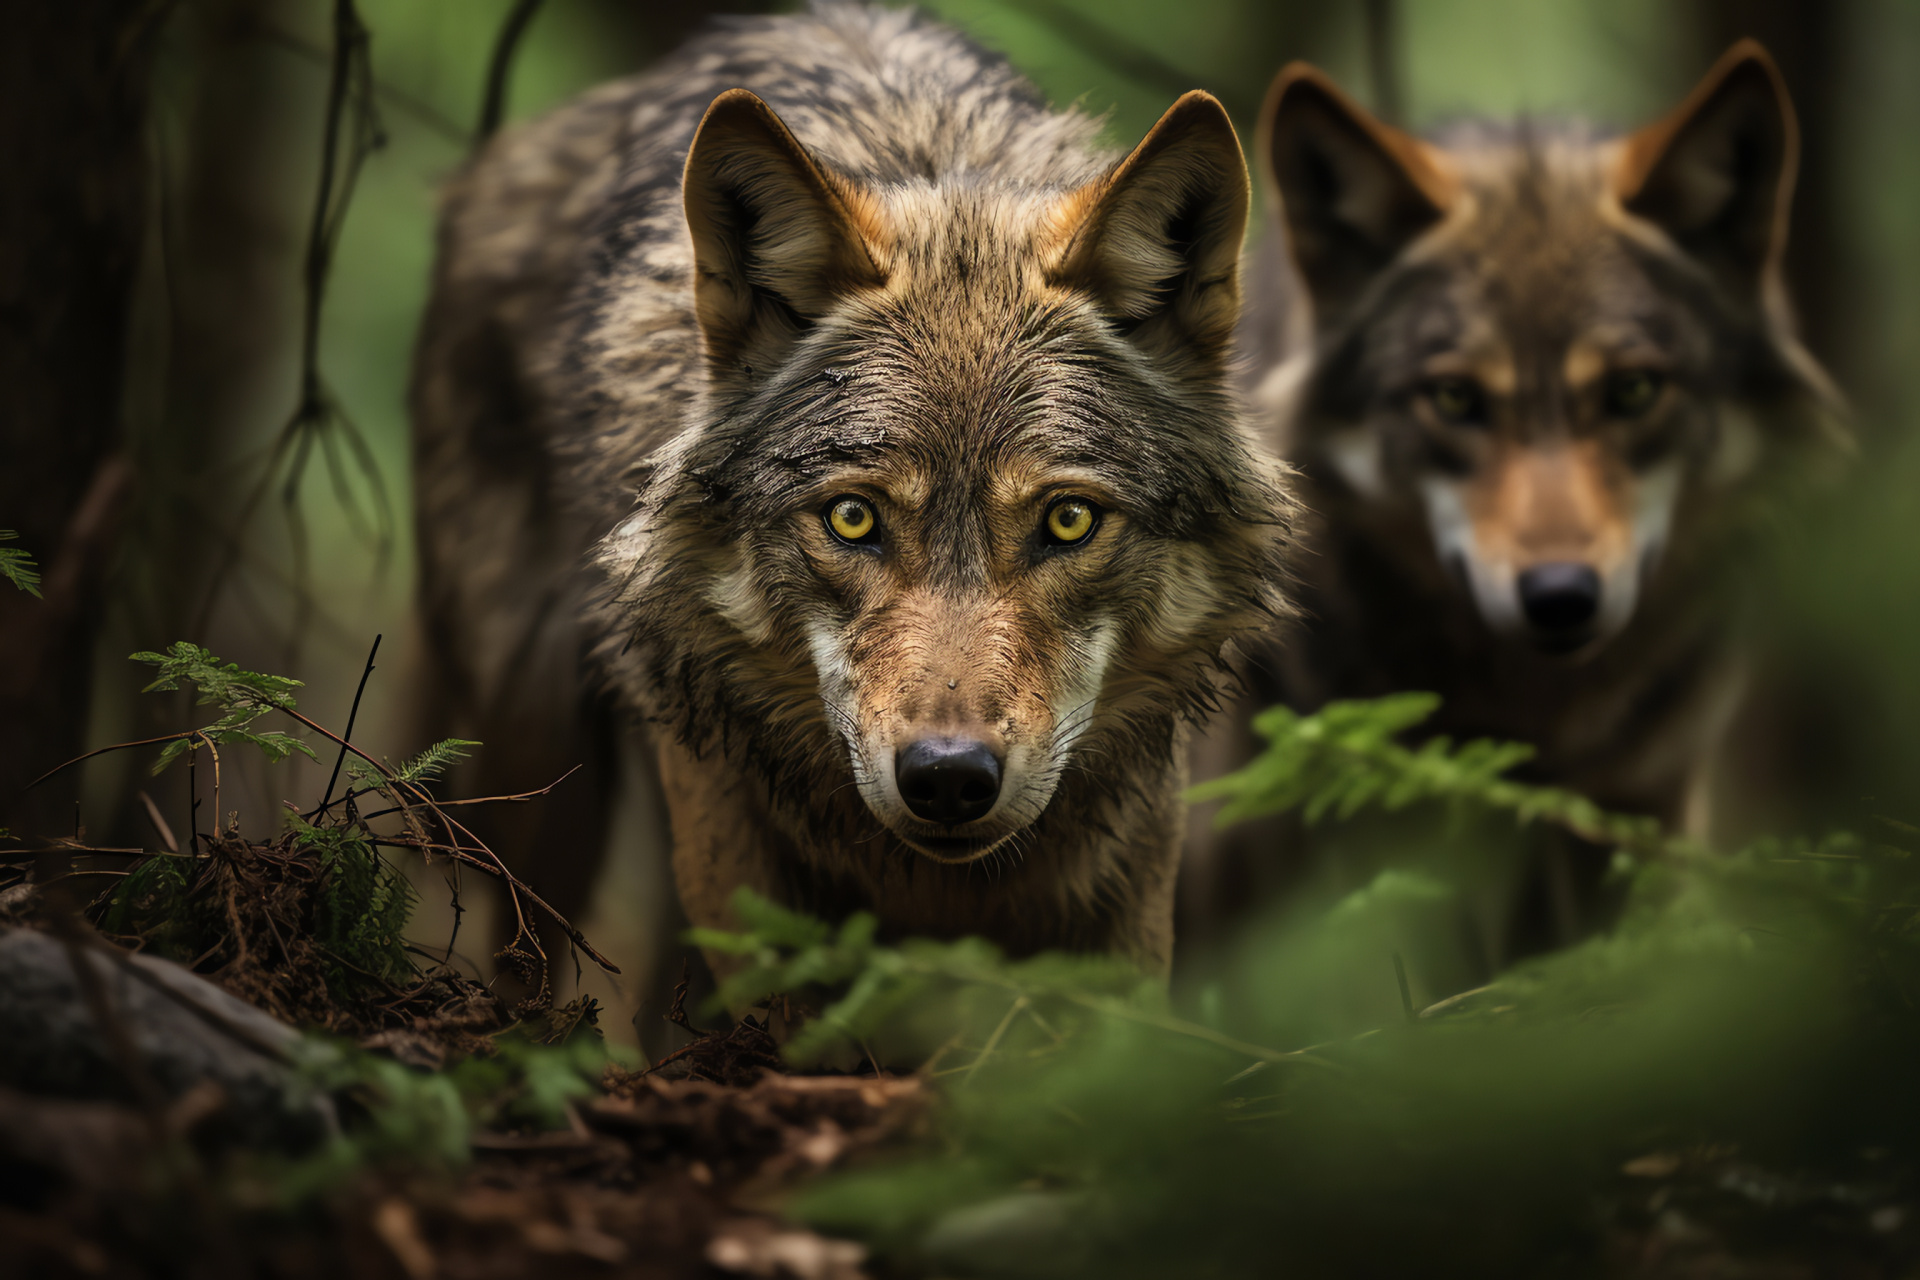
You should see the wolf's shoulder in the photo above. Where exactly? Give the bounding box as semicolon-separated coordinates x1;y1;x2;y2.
685;2;1107;187
445;4;1103;298
573;2;1107;208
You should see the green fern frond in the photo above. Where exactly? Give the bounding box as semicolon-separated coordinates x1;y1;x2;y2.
286;817;417;988
132;641;304;709
393;738;480;784
691;888;1152;1066
131;643;317;773
1188;693;1660;848
0;531;41;598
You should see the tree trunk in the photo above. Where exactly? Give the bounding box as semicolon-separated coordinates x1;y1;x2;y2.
0;3;163;837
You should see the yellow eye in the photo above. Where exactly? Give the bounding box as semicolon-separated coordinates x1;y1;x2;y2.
1426;378;1487;425
1044;498;1097;546
1604;369;1665;418
826;496;877;544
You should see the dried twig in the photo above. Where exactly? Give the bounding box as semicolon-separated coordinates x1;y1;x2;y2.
21;697;608;978
477;0;546;142
352;764;583;823
28;732;201;788
270;703;615;979
990;0;1234;114
248;18;466;144
314;633;380;817
138;790;179;853
186;731;200;856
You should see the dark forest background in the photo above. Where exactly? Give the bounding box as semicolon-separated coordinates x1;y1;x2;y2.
5;0;1917;1028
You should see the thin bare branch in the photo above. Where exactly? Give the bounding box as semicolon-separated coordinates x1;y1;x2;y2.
28;731;196;788
315;633;380;816
351;763;583;822
477;0;546;141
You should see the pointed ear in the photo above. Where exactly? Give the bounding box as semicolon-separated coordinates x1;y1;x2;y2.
1613;40;1796;299
682;89;887;384
1259;63;1455;324
1050;91;1250;370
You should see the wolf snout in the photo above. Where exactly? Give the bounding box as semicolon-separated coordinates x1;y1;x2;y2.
895;737;1003;825
1517;562;1601;640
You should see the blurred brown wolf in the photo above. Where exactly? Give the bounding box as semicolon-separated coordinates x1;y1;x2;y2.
412;4;1291;977
1188;42;1846;939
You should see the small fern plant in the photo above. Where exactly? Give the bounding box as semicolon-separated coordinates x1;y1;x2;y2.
345;736;480;791
0;530;40;597
1188;692;1663;850
132;641;318;771
93;644;488;1014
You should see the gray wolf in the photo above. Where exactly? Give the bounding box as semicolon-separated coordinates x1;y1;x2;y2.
1185;41;1846;947
411;4;1293;980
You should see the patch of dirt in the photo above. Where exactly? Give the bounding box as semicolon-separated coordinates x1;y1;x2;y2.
1599;1145;1918;1278
0;1061;927;1280
376;1070;925;1280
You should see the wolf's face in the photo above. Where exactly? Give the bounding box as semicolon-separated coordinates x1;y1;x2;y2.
605;91;1289;860
1258;43;1841;656
1308;186;1722;654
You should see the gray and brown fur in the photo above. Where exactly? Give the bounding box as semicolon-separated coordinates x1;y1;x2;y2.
412;4;1292;978
1187;43;1846;942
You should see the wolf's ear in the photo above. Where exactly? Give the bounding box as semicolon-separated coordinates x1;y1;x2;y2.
1260;64;1455;324
1050;91;1250;370
1614;40;1796;300
683;89;887;384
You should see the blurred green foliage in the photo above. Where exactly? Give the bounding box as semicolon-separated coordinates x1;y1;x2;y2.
706;830;1917;1274
0;531;41;598
1192;692;1662;846
675;688;1920;1269
248;1025;613;1208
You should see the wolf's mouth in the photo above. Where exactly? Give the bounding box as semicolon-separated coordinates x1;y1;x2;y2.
898;830;1016;863
1530;630;1598;657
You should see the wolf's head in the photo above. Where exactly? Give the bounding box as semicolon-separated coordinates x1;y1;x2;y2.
1256;42;1844;655
601;90;1290;861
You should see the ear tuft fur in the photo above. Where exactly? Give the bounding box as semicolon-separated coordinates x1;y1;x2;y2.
1051;91;1251;371
1613;40;1797;300
1258;63;1456;327
1259;64;1451;328
682;89;888;386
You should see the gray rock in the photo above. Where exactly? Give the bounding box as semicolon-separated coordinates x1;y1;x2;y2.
0;927;334;1150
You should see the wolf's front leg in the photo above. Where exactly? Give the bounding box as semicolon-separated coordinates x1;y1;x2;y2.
653;737;784;987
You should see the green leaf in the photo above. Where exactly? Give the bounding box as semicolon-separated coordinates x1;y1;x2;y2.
1190;693;1659;849
129;643;311;773
0;531;40;598
132;642;303;710
393;738;481;784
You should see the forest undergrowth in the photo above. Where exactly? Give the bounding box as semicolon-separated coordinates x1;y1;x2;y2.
4;642;1919;1277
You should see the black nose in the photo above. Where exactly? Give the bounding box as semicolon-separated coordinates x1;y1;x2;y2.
895;738;1002;825
1517;562;1601;633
